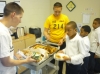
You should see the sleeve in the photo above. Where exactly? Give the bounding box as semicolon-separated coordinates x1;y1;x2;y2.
96;30;100;44
70;39;87;65
95;45;100;57
83;37;90;52
44;17;50;29
0;34;10;58
95;30;100;57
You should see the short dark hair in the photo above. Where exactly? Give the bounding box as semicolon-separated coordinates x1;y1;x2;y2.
81;25;91;33
94;18;100;24
54;2;62;7
67;21;77;29
4;2;24;16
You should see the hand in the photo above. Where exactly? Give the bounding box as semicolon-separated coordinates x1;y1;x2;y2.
63;56;70;61
26;56;37;63
94;54;99;58
58;39;63;45
57;50;64;53
15;53;22;60
46;35;50;41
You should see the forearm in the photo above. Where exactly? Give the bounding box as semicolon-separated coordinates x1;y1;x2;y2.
60;33;66;42
43;28;50;41
1;58;28;67
8;59;28;67
44;31;49;38
0;56;33;67
63;33;66;40
57;50;64;53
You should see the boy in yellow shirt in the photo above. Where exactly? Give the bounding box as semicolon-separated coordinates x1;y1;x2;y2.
44;2;69;44
44;2;69;74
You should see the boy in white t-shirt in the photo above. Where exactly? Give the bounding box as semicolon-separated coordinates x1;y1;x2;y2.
80;25;91;74
57;21;87;74
0;2;36;74
88;18;100;74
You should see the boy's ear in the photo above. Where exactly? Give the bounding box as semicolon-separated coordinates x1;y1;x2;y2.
10;12;16;18
75;28;77;32
86;32;89;36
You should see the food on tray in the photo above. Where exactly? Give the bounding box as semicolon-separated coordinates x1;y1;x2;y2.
44;45;57;54
22;49;32;56
31;44;57;54
21;49;43;62
54;53;69;61
32;44;45;49
62;56;69;60
31;52;43;62
55;54;61;59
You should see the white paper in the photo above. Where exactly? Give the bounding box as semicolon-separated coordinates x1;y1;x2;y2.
0;2;6;13
77;23;83;33
83;14;90;24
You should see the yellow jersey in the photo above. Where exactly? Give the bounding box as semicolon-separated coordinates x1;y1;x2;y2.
44;14;70;43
